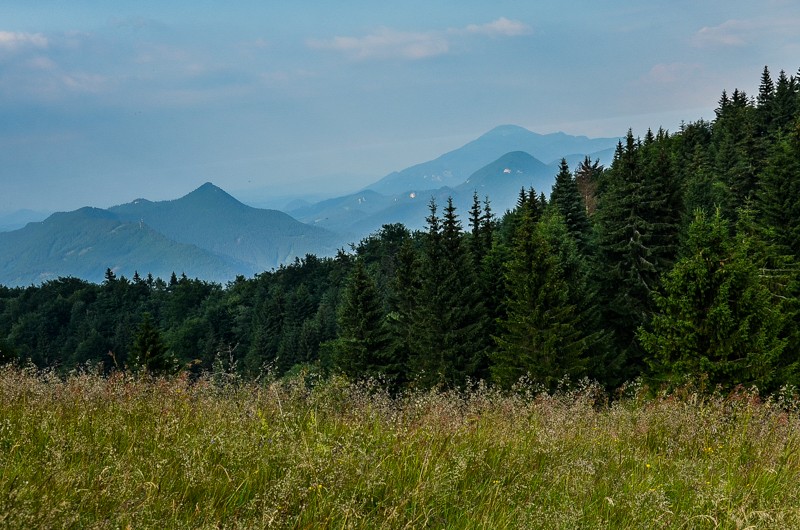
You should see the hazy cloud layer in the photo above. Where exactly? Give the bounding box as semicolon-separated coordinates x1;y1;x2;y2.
308;18;531;60
693;17;800;48
1;1;799;214
0;31;48;51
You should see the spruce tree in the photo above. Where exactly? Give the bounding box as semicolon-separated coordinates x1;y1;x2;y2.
756;65;776;135
574;156;603;216
594;131;654;385
385;237;420;386
411;198;487;387
756;126;800;258
773;70;798;132
550;158;592;253
334;259;390;379
492;209;588;390
640;209;786;390
639;128;682;274
130;312;174;374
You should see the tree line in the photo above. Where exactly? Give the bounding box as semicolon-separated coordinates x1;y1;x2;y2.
2;66;800;393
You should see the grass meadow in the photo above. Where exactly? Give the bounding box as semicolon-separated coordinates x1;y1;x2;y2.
2;365;800;529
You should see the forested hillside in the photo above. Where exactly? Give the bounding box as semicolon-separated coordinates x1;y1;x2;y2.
2;66;800;393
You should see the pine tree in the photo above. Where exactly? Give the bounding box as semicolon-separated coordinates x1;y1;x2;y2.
333;259;390;379
410;198;488;387
640;209;786;390
574;156;603;216
129;312;174;374
550;158;592;252
492;209;588;389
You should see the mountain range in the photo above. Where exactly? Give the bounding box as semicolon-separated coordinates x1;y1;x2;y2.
366;124;616;195
0;184;340;286
0;125;619;286
289;125;616;237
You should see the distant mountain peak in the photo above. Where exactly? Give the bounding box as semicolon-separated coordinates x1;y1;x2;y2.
483;124;539;137
186;182;229;197
196;182;223;192
494;150;539;162
179;182;246;209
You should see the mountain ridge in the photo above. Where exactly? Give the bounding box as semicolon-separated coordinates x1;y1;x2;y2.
365;124;618;195
0;184;341;287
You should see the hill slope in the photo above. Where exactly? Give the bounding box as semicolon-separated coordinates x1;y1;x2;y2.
366;125;618;195
0;183;343;287
0;207;247;286
109;183;341;271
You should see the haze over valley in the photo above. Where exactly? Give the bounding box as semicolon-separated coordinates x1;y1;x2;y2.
0;125;618;285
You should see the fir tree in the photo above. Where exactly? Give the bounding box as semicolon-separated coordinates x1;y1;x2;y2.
640;209;786;390
574;156;603;216
129;312;174;374
492;209;588;389
550;158;592;252
333;259;390;379
411;198;488;387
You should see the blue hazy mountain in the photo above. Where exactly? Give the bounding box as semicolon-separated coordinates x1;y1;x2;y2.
0;183;341;287
366;124;618;195
0;207;248;286
0;209;51;232
292;145;611;240
290;125;616;241
109;182;340;272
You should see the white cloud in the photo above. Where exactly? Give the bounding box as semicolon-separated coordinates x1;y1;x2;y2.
26;56;56;71
0;31;48;51
692;20;751;47
309;27;449;60
309;18;529;61
61;72;110;94
642;63;702;84
462;17;531;37
692;17;800;48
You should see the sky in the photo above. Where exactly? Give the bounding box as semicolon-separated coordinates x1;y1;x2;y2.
1;1;799;214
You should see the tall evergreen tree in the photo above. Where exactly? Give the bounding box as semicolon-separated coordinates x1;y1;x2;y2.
333;259;390;379
492;209;588;389
756;125;800;258
550;158;592;252
773;70;798;132
410;198;488;387
574;156;603;216
385;237;420;386
639;128;682;274
594;131;654;385
129;312;174;374
640;209;786;390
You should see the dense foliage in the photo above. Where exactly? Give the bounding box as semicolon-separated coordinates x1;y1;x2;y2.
2;66;800;393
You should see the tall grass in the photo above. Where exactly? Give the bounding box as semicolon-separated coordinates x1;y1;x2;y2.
2;365;800;529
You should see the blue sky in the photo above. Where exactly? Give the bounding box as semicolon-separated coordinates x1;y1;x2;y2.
1;1;799;213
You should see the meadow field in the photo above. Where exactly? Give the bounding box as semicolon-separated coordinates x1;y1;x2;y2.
2;366;800;529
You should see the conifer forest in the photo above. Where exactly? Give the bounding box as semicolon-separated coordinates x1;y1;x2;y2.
3;66;800;395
